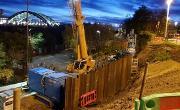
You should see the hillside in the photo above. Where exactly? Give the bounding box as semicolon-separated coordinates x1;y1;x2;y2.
88;42;180;110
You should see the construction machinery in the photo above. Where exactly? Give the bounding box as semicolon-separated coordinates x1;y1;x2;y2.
66;0;95;74
27;0;96;109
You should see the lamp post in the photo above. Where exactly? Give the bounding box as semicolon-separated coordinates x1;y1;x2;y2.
174;22;178;44
96;30;101;52
96;30;101;36
164;0;173;39
174;22;178;27
25;0;29;74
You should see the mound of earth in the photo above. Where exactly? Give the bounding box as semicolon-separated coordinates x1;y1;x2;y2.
88;60;180;110
88;42;180;110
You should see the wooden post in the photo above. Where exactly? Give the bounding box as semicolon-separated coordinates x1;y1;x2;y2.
73;76;80;110
65;78;71;110
13;88;21;110
139;62;149;99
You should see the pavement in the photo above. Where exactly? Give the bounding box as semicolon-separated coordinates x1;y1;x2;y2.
168;38;180;45
29;51;73;72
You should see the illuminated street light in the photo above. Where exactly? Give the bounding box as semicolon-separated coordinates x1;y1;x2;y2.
167;0;173;5
174;22;178;27
164;0;173;39
70;0;79;5
96;30;101;52
96;30;101;34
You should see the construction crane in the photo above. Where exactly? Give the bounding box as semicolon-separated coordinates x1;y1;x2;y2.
67;0;95;74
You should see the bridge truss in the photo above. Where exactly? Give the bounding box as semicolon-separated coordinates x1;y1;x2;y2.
8;11;60;27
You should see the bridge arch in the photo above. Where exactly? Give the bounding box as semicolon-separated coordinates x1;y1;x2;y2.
8;11;60;26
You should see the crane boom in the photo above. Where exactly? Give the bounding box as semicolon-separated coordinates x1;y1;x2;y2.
73;0;88;59
67;0;95;74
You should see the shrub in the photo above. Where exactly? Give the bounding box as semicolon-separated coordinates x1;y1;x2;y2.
0;69;14;84
136;31;155;53
155;51;171;61
148;49;171;62
31;33;44;50
0;43;6;69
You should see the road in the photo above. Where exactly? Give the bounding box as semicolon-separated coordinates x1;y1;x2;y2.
29;51;73;72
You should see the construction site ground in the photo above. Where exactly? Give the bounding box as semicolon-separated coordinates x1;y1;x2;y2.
21;42;180;110
88;42;180;110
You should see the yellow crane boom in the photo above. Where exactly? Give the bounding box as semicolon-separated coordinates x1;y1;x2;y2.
67;0;95;74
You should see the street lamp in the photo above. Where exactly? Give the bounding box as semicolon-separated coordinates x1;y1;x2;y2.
96;30;101;52
164;0;173;39
174;22;178;27
96;30;101;35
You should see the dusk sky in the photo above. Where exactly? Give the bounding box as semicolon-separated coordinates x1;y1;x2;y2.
0;0;179;24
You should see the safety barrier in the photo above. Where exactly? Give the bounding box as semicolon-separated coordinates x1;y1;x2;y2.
135;92;180;110
0;82;27;93
80;90;97;107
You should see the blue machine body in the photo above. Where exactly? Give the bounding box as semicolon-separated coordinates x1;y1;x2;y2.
28;67;69;103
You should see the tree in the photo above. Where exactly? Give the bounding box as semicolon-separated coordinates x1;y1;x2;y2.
123;5;166;35
123;6;152;33
0;43;14;85
31;32;44;50
127;5;153;33
0;32;27;61
0;43;6;69
178;24;180;33
153;9;166;36
0;31;28;73
123;5;168;54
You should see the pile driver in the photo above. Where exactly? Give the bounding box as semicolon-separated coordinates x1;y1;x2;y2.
67;0;95;74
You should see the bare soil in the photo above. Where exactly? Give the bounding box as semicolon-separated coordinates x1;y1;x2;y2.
87;43;180;110
21;96;51;110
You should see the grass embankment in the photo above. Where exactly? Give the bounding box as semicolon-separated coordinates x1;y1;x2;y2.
138;42;180;67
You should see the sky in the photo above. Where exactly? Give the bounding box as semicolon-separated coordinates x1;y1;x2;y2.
0;0;179;24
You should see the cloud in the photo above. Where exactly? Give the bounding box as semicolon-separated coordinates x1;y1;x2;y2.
0;0;179;23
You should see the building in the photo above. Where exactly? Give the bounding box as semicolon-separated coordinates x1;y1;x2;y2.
0;17;8;25
0;9;8;25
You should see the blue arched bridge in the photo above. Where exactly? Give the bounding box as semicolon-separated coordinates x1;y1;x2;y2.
7;11;60;26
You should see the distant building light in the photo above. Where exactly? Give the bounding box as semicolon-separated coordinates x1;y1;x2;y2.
0;17;8;24
90;22;94;24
